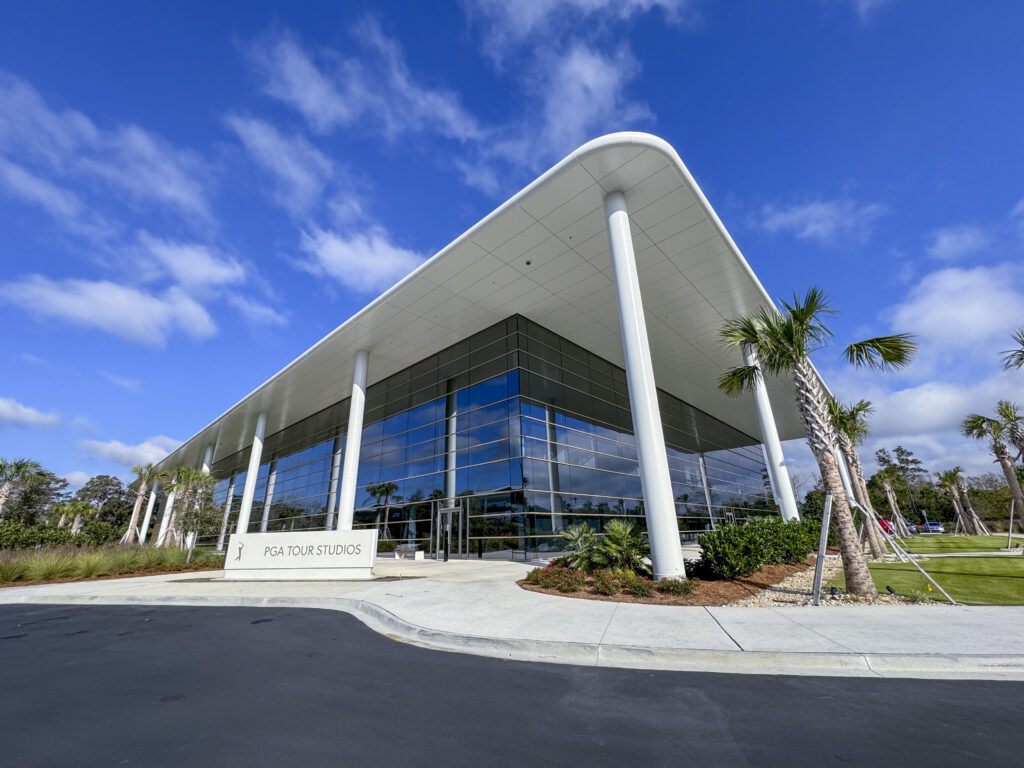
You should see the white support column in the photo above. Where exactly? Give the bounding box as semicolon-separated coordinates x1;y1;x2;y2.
216;476;235;552
155;484;175;547
260;460;277;533
698;454;717;530
744;349;800;522
325;432;344;530
444;387;458;504
546;405;563;533
337;350;369;531
604;190;686;581
236;412;267;535
139;482;159;544
201;444;214;475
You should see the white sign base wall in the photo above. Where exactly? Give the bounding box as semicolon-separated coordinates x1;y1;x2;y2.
223;530;378;580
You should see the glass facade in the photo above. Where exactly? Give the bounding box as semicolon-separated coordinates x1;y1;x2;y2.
209;316;776;556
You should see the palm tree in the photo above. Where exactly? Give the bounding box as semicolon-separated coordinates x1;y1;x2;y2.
366;481;399;540
122;463;167;545
956;475;988;535
1002;329;1024;371
165;466;213;548
961;411;1024;529
827;397;885;559
995;401;1024;461
935;468;974;535
719;287;916;599
879;479;912;537
0;458;43;520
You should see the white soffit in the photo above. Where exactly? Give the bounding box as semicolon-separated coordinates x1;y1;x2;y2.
156;132;802;473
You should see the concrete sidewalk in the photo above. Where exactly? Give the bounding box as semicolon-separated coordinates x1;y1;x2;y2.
3;557;1023;681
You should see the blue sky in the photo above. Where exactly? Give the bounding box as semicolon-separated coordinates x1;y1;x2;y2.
1;0;1021;492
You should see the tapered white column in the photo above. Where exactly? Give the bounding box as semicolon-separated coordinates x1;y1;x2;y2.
216;476;235;552
201;444;214;474
698;454;717;530
260;460;277;533
444;387;458;504
337;350;369;531
139;482;159;544
155;484;175;546
236;411;267;535
745;349;800;522
604;191;685;581
325;432;344;530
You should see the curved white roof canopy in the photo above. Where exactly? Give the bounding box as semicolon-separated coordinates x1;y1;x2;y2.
156;132;803;474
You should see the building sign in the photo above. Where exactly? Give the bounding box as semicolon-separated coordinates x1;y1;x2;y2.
223;529;378;580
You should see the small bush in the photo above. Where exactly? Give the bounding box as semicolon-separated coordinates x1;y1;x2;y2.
618;570;655;598
76;521;120;547
698;517;821;580
527;566;586;593
377;540;397;553
24;551;76;582
590;569;621;596
655;578;697;596
73;551;115;579
0;553;28;584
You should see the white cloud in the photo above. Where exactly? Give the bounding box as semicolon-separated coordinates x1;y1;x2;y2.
0;275;216;346
99;371;142;393
226;294;289;327
886;262;1024;374
760;198;887;245
927;224;988;261
225;115;333;215
63;471;92;489
0;396;60;428
139;232;246;290
463;0;693;53
248;23;483;142
297;227;424;293
80;435;182;467
0;71;210;224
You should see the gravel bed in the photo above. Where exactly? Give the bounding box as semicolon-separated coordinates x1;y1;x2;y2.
728;556;937;607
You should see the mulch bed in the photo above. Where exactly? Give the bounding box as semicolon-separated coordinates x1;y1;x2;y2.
518;556;825;606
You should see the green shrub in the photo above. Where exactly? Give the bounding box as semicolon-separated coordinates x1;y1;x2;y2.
377;540;397;553
560;522;599;571
24;551;76;582
697;518;821;580
75;521;120;547
590;569;621;596
0;553;28;584
655;577;697;596
618;570;655;598
592;520;651;575
527;566;586;592
73;551;115;579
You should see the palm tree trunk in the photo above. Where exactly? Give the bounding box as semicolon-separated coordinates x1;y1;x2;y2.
993;442;1024;532
123;484;147;545
838;438;885;558
164;491;183;548
792;358;876;599
71;514;83;534
948;491;972;535
0;481;12;520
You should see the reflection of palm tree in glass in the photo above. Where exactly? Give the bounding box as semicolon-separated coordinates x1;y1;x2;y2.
366;482;398;540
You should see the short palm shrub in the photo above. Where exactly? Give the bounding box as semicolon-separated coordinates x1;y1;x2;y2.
591;519;651;575
560;523;599;571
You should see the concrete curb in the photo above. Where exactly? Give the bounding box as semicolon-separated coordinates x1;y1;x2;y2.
8;592;1024;681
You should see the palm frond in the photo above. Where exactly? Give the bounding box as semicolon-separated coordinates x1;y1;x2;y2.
996;399;1022;425
844;333;916;370
1001;329;1024;370
718;364;762;397
961;413;1000;440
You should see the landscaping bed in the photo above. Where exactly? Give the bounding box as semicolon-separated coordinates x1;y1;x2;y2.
0;545;225;587
518;556;825;606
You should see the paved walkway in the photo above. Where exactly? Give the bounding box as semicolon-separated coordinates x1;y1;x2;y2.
3;557;1023;681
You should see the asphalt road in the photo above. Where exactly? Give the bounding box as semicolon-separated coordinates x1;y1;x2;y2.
1;604;1020;767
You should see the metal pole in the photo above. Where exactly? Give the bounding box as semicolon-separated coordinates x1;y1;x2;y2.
811;493;833;606
1008;499;1015;550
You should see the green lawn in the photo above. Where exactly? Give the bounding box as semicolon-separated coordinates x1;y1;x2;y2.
900;534;1016;554
829;555;1024;605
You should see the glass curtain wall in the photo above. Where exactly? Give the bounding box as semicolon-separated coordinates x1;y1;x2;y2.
207;316;776;555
